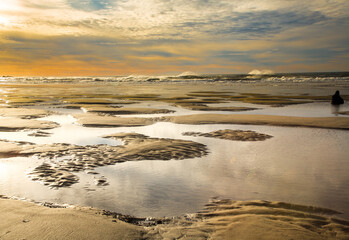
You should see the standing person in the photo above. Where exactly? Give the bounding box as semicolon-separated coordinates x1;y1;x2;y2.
331;90;344;105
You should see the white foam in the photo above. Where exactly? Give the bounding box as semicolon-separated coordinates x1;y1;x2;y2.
248;69;274;75
177;71;198;76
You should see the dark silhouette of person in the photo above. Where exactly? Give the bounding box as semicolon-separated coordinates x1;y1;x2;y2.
331;90;344;105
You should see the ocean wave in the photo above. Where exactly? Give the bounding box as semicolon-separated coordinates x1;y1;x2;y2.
1;72;349;84
248;69;274;75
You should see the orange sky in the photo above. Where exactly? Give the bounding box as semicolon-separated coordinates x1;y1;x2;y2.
0;0;348;76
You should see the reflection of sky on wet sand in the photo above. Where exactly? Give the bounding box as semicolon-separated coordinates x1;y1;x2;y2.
0;115;122;146
108;123;349;217
0;118;348;218
209;101;349;118
0;89;349;219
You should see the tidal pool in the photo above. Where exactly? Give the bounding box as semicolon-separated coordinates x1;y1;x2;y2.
0;103;348;218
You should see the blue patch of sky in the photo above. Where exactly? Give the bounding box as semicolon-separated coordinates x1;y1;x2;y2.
177;61;201;66
67;0;114;11
211;50;258;63
237;47;343;66
141;51;175;57
209;47;342;66
201;10;327;39
281;48;341;64
142;39;191;46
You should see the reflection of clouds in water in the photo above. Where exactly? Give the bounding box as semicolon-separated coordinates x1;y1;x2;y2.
38;115;122;146
0;109;349;218
145;124;347;215
91;162;206;216
65;123;349;217
0;161;9;178
0;114;123;146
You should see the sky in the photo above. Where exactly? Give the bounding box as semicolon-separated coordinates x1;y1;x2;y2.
0;0;348;76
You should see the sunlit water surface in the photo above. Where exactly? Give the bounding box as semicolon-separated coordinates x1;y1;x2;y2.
0;101;348;219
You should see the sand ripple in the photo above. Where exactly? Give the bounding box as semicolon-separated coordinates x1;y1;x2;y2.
24;133;208;188
183;129;273;141
145;199;349;240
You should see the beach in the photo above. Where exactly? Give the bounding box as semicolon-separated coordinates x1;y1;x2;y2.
1;77;349;239
1;0;349;237
1;196;348;240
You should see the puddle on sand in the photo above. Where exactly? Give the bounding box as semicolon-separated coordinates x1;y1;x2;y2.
208;101;349;117
0;117;348;219
0;98;349;218
0;115;122;146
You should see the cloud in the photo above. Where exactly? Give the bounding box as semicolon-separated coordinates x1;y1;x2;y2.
17;0;68;10
0;0;348;75
0;0;331;40
67;0;115;11
201;10;327;40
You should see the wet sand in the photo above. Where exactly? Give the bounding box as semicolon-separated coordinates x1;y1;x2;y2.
73;113;155;127
163;114;349;130
1;197;348;240
1;133;208;188
82;106;175;115
0;107;51;119
1;82;349;239
0;118;59;131
0;197;143;240
73;112;349;130
145;199;349;240
183;129;273;141
339;111;349;115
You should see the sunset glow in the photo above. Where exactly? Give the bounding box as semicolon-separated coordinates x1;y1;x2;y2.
0;0;348;76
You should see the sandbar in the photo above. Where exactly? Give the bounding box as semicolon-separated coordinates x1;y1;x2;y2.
187;92;314;106
4;98;46;105
82;106;174;115
73;113;155;127
173;103;257;112
0;140;34;158
18;133;208;187
63;98;117;104
0;118;59;131
27;130;52;137
183;129;273;141
163;114;349;130
74;112;349;130
0;107;51;119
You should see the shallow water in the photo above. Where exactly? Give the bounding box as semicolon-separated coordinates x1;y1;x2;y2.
0;81;349;219
208;101;349;117
0;103;349;219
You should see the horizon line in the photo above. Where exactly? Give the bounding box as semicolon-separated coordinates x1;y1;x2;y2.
2;70;349;78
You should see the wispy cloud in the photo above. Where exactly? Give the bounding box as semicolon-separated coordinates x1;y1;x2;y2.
0;0;348;75
67;0;115;11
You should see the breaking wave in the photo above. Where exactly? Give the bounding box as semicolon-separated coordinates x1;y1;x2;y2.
248;69;274;75
1;72;349;84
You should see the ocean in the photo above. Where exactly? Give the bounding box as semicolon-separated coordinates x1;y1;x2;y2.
1;71;349;84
